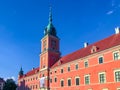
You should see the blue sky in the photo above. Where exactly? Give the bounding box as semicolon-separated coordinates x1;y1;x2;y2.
0;0;120;81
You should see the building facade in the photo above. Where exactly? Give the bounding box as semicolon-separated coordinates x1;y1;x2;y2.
0;78;5;90
18;9;120;90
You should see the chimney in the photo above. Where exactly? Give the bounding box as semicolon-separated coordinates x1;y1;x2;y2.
84;42;88;48
32;67;35;70
115;27;120;34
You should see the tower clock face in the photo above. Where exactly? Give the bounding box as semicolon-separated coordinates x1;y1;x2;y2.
51;40;56;50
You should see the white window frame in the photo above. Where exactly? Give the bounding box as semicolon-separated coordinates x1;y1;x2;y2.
54;76;57;82
102;88;108;90
75;76;80;86
88;89;92;90
114;69;120;82
84;74;90;85
60;79;64;87
75;63;79;70
98;56;104;64
67;78;72;86
117;88;120;90
84;60;89;68
98;72;106;83
68;65;71;72
113;51;120;60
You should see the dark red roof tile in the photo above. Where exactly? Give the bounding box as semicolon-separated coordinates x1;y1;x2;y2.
52;33;120;68
19;67;39;79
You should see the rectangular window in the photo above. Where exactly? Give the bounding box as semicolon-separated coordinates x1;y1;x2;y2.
85;75;90;85
99;72;106;83
61;80;64;87
115;71;120;82
61;69;63;73
99;56;103;64
68;66;70;72
68;79;71;86
75;64;79;70
54;77;57;82
75;77;80;86
84;61;88;68
50;78;52;83
114;52;119;60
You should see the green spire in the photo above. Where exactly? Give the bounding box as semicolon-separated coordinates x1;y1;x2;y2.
19;67;24;76
44;6;57;37
49;6;52;24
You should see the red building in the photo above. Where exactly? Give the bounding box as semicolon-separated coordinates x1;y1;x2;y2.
18;9;120;90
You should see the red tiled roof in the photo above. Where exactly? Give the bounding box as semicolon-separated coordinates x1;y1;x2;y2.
52;33;120;68
19;67;39;79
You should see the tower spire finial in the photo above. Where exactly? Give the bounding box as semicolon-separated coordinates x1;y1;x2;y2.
49;5;52;23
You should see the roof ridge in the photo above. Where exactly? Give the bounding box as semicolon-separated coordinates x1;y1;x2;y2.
60;34;115;59
52;33;120;68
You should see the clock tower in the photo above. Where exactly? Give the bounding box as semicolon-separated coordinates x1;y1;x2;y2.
39;8;60;90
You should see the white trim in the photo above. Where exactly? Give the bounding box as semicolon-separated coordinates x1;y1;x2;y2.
60;68;64;73
67;78;72;86
88;89;92;90
102;88;108;90
75;63;79;70
75;76;80;86
84;60;89;68
60;79;64;87
117;87;120;90
98;72;106;83
50;45;120;70
113;50;120;60
114;69;120;82
67;65;71;72
54;76;57;82
84;74;90;85
98;55;104;64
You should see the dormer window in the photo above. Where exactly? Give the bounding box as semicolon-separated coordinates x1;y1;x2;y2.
58;60;62;65
91;46;97;53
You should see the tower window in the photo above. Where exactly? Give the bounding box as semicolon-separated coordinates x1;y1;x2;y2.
51;40;56;50
43;40;46;51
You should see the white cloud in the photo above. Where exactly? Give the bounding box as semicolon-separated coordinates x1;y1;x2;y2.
106;10;114;15
4;76;16;81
